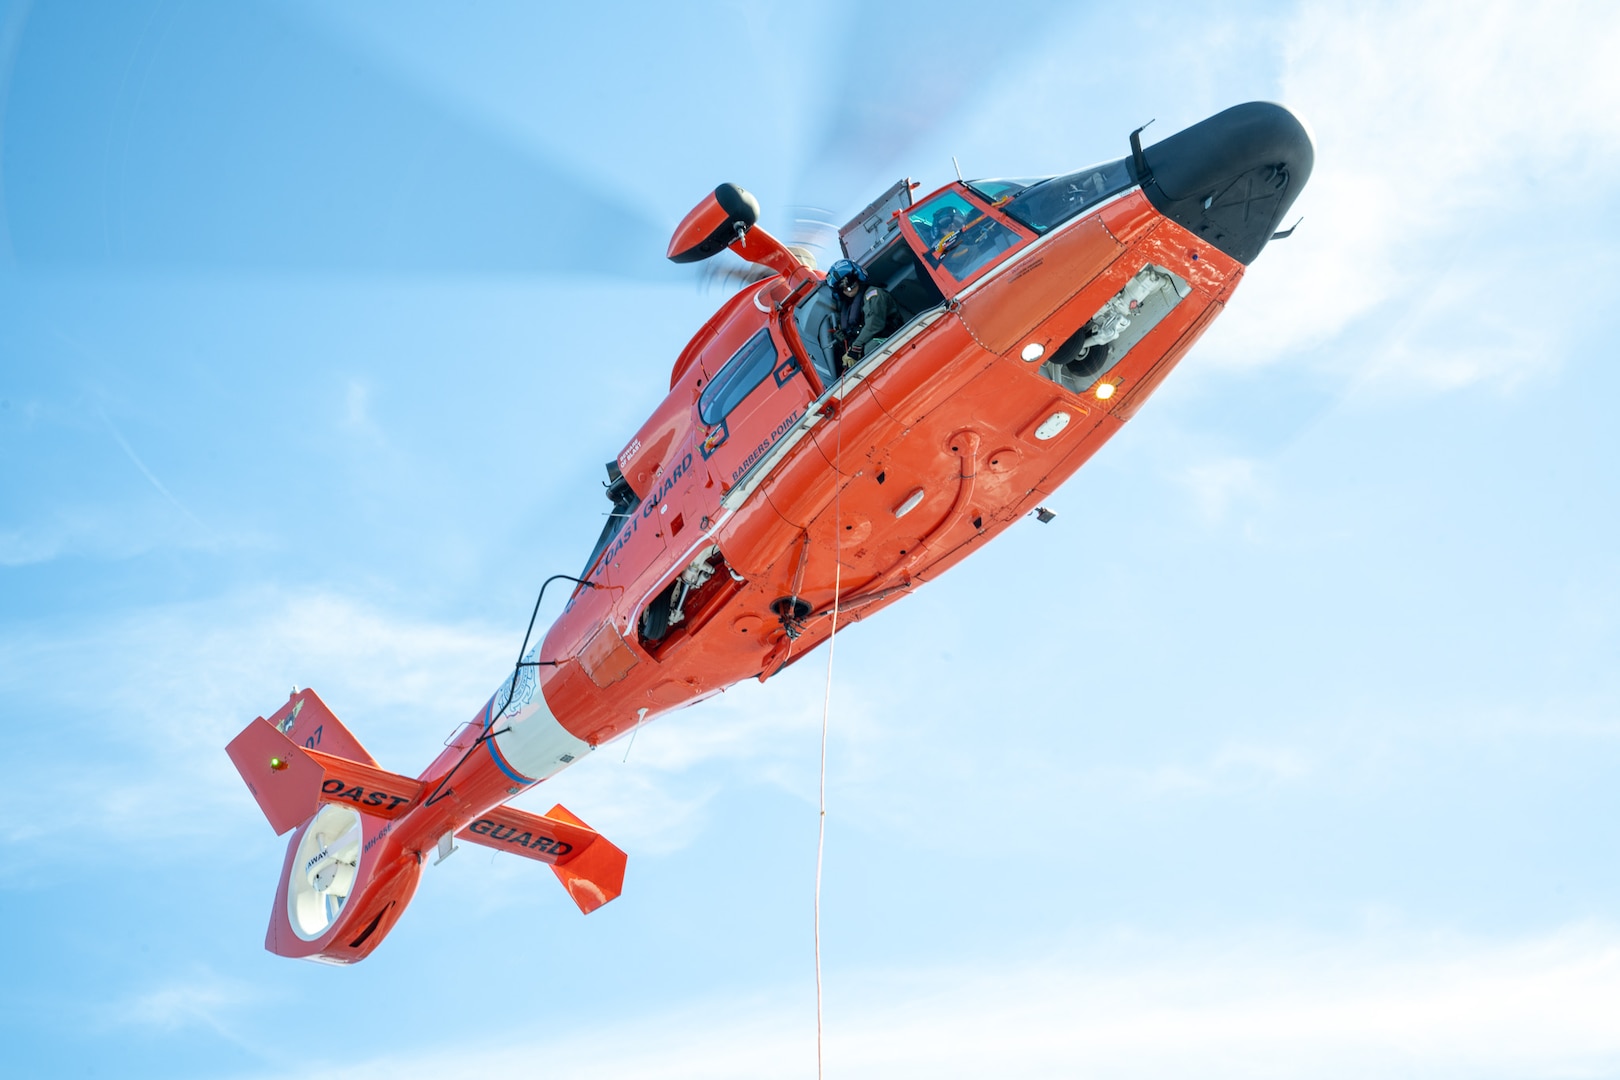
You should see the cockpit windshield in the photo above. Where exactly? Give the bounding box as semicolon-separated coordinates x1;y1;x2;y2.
982;157;1136;235
964;177;1042;203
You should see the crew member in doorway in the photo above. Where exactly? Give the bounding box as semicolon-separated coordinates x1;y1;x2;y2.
827;259;902;372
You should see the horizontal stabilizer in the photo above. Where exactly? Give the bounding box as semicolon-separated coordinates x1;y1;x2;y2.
226;715;423;835
456;803;626;914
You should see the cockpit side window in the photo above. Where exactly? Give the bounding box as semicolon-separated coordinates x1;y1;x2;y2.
582;460;640;578
907;190;1023;282
996;157;1135;234
698;330;781;425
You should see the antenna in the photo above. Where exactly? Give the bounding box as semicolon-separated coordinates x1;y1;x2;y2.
951;155;963;182
1129;119;1156;183
1270;217;1304;241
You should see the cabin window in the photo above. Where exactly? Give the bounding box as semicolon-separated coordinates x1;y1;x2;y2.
992;157;1135;235
907;190;1022;281
699;330;781;425
1036;263;1190;395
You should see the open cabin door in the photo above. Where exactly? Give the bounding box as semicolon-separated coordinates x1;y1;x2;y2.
839;178;914;264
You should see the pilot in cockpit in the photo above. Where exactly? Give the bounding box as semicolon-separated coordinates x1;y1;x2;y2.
924;202;1002;279
929;205;968;250
911;188;1026;282
827;259;902;372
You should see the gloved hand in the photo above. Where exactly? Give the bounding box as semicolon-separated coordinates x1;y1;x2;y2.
847;343;865;361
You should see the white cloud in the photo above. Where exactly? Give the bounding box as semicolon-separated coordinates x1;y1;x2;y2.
521;679;830;852
1348;260;1553;394
0;589;510;854
1198;0;1620;393
0;501;251;567
0;526;62;566
515;763;720;857
244;922;1620;1079
107;970;261;1037
0;589;833;861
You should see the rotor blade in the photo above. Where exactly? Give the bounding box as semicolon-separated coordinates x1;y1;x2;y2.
783;205;840;268
326;822;363;861
787;0;1071;226
3;2;665;279
700;257;773;295
326;858;359;899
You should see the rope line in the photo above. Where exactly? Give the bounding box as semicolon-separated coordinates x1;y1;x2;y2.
815;383;844;1080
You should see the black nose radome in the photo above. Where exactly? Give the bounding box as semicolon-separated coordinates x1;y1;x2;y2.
1133;102;1314;265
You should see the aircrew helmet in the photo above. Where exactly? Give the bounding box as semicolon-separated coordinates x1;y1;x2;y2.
933;205;966;233
827;259;867;292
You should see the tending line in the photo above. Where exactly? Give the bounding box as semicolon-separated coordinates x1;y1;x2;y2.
814;392;844;1080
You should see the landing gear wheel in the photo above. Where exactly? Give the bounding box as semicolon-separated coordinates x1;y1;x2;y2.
1064;341;1110;379
640;593;672;643
1050;322;1110;380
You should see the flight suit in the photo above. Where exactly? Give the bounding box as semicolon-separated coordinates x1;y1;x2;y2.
836;285;903;369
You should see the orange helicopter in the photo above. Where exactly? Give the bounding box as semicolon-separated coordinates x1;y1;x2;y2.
227;101;1313;963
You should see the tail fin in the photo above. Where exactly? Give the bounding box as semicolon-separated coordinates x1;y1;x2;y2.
457;803;627;914
262;688;378;765
226;710;422;836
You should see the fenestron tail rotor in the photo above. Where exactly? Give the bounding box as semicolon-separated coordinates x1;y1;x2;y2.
287;806;363;941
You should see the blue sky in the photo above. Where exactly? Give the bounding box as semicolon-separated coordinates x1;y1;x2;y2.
3;1;1619;1076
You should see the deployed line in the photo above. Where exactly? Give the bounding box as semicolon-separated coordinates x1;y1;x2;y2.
815;388;844;1080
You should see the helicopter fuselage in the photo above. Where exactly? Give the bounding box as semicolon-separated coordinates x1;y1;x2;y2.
229;102;1315;963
